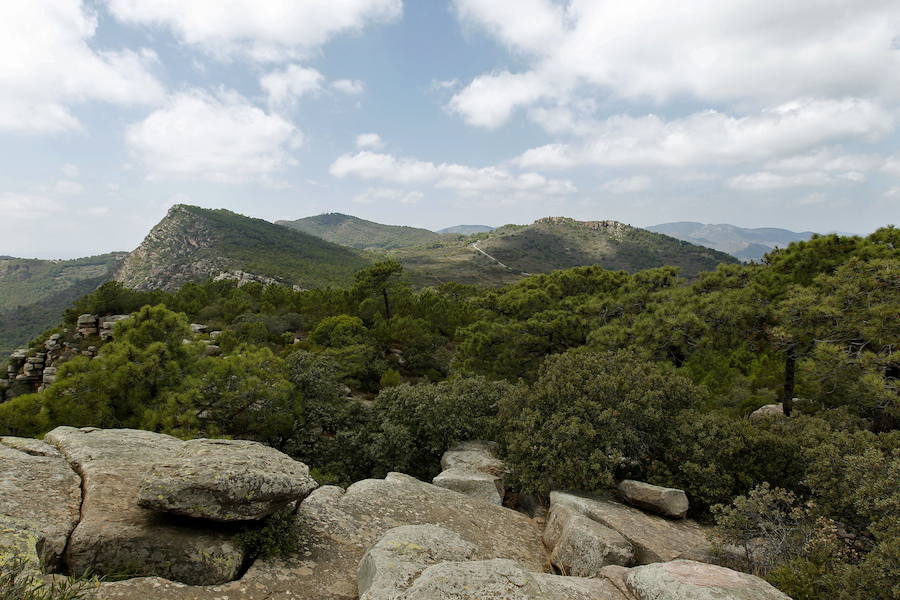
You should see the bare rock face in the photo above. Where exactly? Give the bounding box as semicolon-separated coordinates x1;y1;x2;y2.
138;438;318;521
550;491;718;565
625;560;792;600
617;480;689;519
44;427;245;585
432;440;505;505
0;440;81;572
749;403;786;419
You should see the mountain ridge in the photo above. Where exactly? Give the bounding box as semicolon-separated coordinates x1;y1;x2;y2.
647;221;817;261
278;212;442;250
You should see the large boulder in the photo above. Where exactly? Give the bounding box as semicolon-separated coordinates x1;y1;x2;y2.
0;439;81;572
550;491;718;565
138;438;318;521
432;440;505;505
625;560;792;600
95;472;547;600
544;508;634;576
617;480;689;519
749;403;785;419
44;427;245;585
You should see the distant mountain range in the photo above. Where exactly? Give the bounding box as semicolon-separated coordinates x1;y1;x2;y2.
647;222;816;261
1;209;754;353
116;205;369;291
277;213;441;250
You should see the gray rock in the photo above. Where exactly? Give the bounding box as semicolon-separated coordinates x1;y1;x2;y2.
433;440;505;505
749;403;785;419
0;442;81;572
617;480;689;519
44;427;245;585
358;524;476;600
99;315;131;329
190;323;208;333
76;314;98;327
404;559;629;600
138;438;318;521
625;560;792;600
546;510;634;576
550;491;718;565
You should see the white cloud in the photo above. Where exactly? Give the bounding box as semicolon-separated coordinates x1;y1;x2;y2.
451;0;900;128
601;176;653;194
106;0;402;62
332;79;366;95
727;171;836;191
516;99;894;169
352;187;424;204
53;180;85;195
126;89;302;183
767;148;887;172
61;163;80;178
0;0;164;133
356;133;384;149
261;64;324;110
331;151;576;197
0;193;62;219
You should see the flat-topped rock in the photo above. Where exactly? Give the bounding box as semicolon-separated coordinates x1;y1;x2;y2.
138;438;318;521
433;467;504;505
0;442;81;572
617;480;689;519
545;508;634;576
44;427;245;586
439;440;505;476
625;560;792;600
1;436;62;457
550;491;717;565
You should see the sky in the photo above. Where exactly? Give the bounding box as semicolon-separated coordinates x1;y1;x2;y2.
1;1;899;258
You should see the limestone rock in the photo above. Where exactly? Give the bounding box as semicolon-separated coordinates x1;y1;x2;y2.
44;427;245;585
750;403;785;419
546;510;634;576
625;560;792;600
433;440;505;505
550;491;717;565
0;442;81;571
358;524;476;600
617;480;689;519
138;438;318;521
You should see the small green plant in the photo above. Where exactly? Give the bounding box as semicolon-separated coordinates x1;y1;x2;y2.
235;509;299;559
379;368;402;389
0;554;97;600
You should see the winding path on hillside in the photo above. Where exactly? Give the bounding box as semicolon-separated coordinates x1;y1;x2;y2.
470;242;530;276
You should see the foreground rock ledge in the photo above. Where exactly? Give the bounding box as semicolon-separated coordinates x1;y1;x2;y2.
138;438;318;521
44;427;245;586
626;560;792;600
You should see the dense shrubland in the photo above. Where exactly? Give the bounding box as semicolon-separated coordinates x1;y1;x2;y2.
0;230;897;598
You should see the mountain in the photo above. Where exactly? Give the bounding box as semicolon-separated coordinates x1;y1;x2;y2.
393;217;738;286
437;225;495;235
116;205;370;291
277;213;441;250
647;222;816;261
0;253;126;354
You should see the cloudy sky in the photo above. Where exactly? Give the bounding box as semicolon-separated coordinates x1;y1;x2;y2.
2;0;899;258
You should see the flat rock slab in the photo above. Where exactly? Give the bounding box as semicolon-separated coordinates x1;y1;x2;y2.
434;440;505;504
0;442;81;571
1;436;63;457
432;467;504;505
93;472;547;600
550;491;717;565
625;560;792;600
617;480;689;519
440;440;505;476
44;427;245;586
547;511;634;576
138;438;318;521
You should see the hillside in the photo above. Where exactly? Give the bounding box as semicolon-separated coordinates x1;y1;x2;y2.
437;224;494;235
0;253;126;354
278;213;441;250
394;217;737;286
116;205;370;291
647;222;816;261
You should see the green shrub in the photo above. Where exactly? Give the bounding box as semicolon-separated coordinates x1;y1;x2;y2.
234;509;300;560
0;555;97;600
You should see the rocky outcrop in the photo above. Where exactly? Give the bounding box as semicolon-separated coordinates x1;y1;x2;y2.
550;491;718;565
750;403;786;419
544;508;634;576
432;440;505;505
0;438;81;572
617;480;689;519
625;560;792;600
44;427;245;585
138;438;318;521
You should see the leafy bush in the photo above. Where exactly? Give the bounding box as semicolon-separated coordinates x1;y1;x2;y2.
234;509;300;559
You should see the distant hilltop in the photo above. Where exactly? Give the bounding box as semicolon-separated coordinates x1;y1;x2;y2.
647;222;817;261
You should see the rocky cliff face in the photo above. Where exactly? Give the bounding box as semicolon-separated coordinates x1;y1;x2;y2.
115;205;227;291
